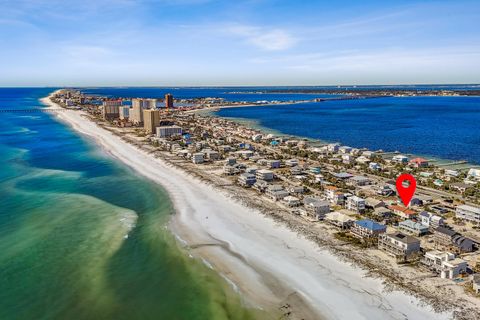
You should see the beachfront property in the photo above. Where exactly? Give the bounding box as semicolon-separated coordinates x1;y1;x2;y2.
304;197;330;220
346;196;366;213
156;125;183;138
392;154;409;163
467;168;480;181
398;220;429;236
409;157;429;168
131;98;156;124
456;204;480;225
223;163;240;175
192;152;204;164
252;180;268;193
326;143;340;153
256;169;274;181
378;232;421;261
266;185;289;201
119;106;130;120
350;219;386;239
102;100;122;120
283;195;301;207
325;211;355;229
339;146;352;154
422;250;468;279
143;109;160;133
238;173;256;187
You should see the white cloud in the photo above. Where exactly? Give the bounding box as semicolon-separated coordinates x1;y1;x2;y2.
228;25;296;51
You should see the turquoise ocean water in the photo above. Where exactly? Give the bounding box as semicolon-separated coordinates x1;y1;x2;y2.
0;88;264;320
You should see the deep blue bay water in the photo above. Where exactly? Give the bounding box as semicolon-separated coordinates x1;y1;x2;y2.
81;86;337;102
216;96;480;164
0;88;263;320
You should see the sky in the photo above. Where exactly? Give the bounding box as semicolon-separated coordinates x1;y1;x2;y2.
1;0;479;86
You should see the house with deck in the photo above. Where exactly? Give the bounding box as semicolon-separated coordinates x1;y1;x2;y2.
422;250;468;279
350;219;387;239
398;220;429;236
325;211;355;229
378;232;421;261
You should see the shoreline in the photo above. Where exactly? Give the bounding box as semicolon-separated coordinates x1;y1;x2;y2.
41;92;456;319
209;102;480;170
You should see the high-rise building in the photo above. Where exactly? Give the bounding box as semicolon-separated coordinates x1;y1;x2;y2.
156;125;183;138
165;94;173;110
131;98;157;124
119;106;130;120
102;100;122;120
143;109;160;133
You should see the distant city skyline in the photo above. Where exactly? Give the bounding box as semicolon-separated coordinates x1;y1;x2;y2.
1;0;479;86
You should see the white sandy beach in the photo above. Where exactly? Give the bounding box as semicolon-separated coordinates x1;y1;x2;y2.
42;95;454;320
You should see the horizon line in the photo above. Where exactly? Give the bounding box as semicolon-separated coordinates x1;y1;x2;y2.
1;83;480;89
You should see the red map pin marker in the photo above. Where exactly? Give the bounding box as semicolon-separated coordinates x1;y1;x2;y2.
396;173;416;207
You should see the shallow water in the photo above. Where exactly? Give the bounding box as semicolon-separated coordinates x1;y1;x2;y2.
0;88;263;320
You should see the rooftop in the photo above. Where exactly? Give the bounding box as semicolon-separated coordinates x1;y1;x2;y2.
355;219;386;231
435;226;457;237
386;232;420;244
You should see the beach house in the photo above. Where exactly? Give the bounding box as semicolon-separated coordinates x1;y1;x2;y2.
419;211;444;230
192;152;204;164
422;250;468;279
369;162;382;171
392;155;409;164
256;169;274;181
389;205;417;220
325;211;355;229
409;157;429;168
238;173;256;187
378;232;421;261
304;197;330;220
266;185;289;201
346;196;366;213
348;175;370;187
350;219;386;239
398;220;429;236
324;186;346;205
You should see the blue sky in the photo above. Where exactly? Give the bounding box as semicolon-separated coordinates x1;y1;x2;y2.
1;0;479;86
